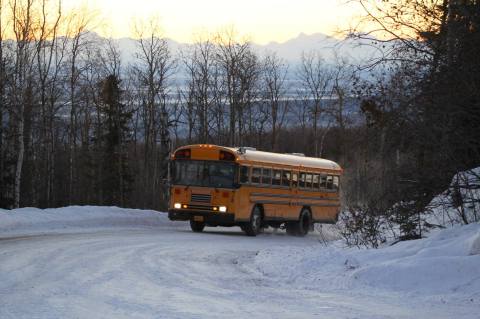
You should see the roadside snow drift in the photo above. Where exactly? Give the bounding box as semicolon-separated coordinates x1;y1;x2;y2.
253;223;480;301
0;206;171;237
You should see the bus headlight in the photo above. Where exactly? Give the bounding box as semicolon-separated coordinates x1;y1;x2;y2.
174;203;181;209
219;206;227;213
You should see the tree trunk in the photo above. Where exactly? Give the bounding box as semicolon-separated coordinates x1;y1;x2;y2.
14;106;25;208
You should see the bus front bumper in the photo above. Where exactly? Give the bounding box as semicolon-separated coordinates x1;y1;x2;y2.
168;210;235;225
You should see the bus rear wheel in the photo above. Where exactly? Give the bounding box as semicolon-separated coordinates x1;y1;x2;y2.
285;208;311;237
242;206;263;236
190;220;205;232
297;208;312;236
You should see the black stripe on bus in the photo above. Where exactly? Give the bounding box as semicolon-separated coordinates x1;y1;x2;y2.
251;200;339;208
250;192;339;202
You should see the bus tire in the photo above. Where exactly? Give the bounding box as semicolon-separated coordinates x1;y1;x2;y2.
190;220;205;232
242;206;263;236
286;208;311;236
297;208;312;237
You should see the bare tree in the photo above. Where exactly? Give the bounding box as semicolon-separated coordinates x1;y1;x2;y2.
10;0;38;208
132;17;175;208
297;51;333;157
215;28;259;146
261;52;289;151
181;37;220;143
99;37;122;78
329;54;355;165
346;0;439;68
238;49;260;147
33;0;66;207
64;7;95;204
0;0;6;206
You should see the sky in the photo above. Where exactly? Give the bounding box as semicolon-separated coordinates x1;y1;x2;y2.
62;0;362;44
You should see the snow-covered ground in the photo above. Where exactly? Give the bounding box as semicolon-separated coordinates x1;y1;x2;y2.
1;206;479;319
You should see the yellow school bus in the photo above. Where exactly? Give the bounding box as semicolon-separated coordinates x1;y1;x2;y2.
168;144;342;236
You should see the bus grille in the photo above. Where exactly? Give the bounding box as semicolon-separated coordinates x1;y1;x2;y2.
185;204;215;211
191;193;211;203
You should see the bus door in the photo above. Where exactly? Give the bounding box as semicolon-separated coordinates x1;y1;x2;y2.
291;171;299;208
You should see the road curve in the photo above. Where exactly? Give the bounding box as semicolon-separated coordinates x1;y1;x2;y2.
0;226;472;319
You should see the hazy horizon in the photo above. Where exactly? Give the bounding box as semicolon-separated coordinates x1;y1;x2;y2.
60;0;362;44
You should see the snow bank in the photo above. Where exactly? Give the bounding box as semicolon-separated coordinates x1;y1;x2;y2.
252;222;480;303
0;206;171;237
335;167;480;247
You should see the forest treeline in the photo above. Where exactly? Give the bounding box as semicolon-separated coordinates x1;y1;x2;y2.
1;0;479;243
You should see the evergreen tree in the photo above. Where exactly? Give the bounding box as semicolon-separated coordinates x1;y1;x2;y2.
98;75;133;206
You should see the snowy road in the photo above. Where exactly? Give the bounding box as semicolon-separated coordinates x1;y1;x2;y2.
1;222;478;319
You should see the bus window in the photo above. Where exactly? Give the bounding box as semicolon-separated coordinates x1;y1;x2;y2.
272;170;281;185
172;160;236;188
312;174;320;189
291;172;298;188
333;176;339;191
262;168;272;185
207;162;236;188
326;175;334;189
252;167;261;184
174;161;198;185
281;170;291;187
299;172;306;188
240;166;249;184
320;175;327;189
305;173;313;189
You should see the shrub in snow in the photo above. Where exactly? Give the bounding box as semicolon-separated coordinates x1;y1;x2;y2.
427;167;480;226
388;200;423;240
339;167;480;248
338;204;391;248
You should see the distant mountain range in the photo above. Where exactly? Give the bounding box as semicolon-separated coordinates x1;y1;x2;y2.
112;32;380;67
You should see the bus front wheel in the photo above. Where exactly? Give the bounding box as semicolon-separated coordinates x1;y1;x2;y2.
242;206;263;236
190;220;205;232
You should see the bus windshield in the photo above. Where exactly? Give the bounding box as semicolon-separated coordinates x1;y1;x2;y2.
172;160;237;188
